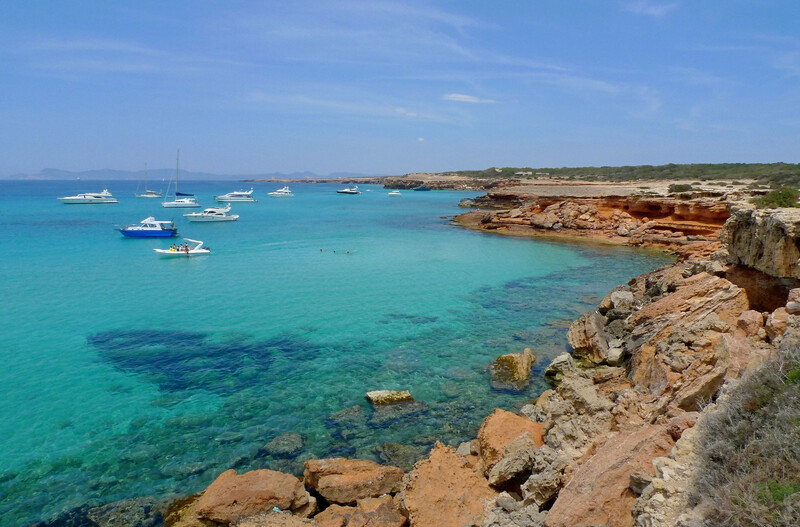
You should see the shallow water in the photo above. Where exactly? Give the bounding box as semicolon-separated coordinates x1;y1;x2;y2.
0;180;672;524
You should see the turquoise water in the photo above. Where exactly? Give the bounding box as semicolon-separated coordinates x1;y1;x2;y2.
0;181;671;525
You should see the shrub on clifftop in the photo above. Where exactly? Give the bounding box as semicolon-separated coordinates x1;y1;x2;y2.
752;187;800;209
691;341;800;526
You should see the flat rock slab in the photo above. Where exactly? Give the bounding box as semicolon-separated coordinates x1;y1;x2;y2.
304;458;404;505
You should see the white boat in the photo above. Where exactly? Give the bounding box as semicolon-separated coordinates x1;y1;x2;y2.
58;189;118;204
388;190;401;197
183;204;239;222
336;185;361;194
154;238;211;257
135;165;162;198
268;186;294;197
215;188;257;202
162;150;200;208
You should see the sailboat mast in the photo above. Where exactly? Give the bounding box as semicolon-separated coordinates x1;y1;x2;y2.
176;149;180;194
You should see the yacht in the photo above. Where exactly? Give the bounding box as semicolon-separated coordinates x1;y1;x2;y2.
162;150;200;208
183;204;239;222
57;189;118;204
214;188;257;202
336;186;361;195
268;186;294;198
388;190;402;197
118;217;178;238
154;238;211;257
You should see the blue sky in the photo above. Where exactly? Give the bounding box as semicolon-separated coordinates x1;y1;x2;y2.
1;1;799;176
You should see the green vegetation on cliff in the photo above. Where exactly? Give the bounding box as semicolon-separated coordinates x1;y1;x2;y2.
451;163;800;185
752;187;800;209
692;340;800;526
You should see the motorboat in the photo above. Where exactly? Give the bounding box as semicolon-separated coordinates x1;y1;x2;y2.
412;185;431;191
162;150;200;208
162;196;200;208
336;186;361;194
154;238;211;257
388;190;402;197
268;186;294;197
58;189;118;204
183;204;239;222
118;217;178;237
214;188;257;202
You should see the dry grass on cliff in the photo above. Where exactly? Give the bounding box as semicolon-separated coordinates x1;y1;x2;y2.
691;343;800;526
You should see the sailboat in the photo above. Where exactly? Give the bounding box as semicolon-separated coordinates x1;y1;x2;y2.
162;150;200;208
135;164;162;198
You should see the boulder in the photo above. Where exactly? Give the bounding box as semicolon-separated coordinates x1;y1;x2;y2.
566;311;609;365
477;409;544;474
543;353;576;386
366;390;413;405
538;376;615;460
194;469;312;524
347;495;407;527
399;442;497;527
303;458;404;505
735;310;764;337
765;307;789;341
487;432;540;486
374;443;428;472
545;425;675;527
489;348;535;392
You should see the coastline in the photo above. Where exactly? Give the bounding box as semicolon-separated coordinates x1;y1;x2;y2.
30;183;800;527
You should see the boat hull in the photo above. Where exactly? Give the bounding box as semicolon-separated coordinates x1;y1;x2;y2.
162;201;200;208
185;215;239;222
118;229;178;238
154;249;211;257
58;197;118;204
214;197;257;202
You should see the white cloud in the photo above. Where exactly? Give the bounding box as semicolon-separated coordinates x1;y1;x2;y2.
417;137;425;142
442;93;496;104
395;107;418;117
624;1;678;17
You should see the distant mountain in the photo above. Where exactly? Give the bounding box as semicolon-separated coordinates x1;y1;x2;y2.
3;168;394;181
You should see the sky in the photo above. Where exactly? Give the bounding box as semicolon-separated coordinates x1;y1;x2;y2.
1;1;800;177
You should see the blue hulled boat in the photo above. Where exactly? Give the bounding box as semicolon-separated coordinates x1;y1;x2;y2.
118;217;179;238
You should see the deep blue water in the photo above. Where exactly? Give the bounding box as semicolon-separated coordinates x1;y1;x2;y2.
0;180;672;525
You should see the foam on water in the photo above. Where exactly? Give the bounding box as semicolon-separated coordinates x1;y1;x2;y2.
0;180;672;524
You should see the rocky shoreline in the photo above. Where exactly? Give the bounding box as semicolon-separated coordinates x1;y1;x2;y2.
34;187;800;527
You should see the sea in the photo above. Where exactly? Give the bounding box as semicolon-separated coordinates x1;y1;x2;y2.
0;180;672;525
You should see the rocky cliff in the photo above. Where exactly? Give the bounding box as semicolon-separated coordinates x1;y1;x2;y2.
720;203;800;279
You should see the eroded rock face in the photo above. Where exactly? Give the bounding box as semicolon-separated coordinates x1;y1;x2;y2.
545;425;675;527
399;443;496;527
543;353;577;386
194;469;312;524
720;204;800;279
477;409;545;474
566;312;609;365
627;272;748;398
303;458;404;505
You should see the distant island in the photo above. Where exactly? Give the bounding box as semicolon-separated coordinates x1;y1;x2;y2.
2;167;394;181
7;162;800;187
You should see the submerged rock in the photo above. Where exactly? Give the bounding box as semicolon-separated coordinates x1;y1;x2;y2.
374;442;430;472
261;433;304;459
326;405;366;428
369;400;429;428
365;390;414;405
489;348;535;392
86;497;169;527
